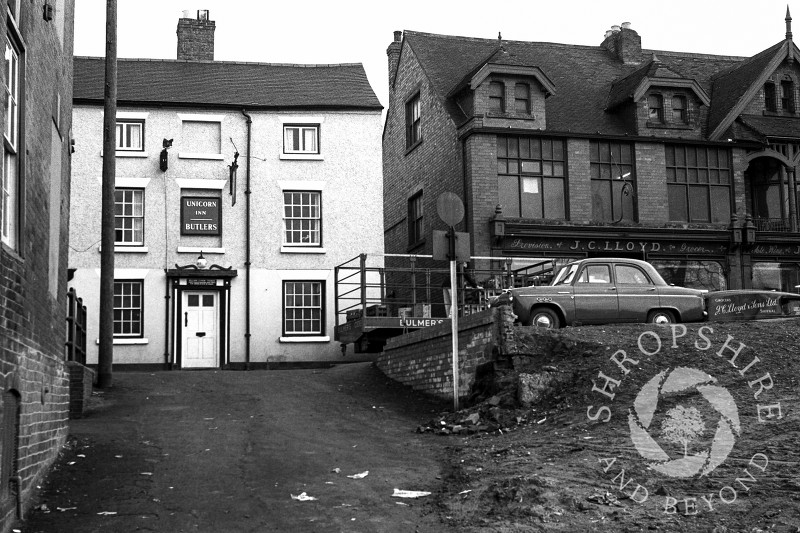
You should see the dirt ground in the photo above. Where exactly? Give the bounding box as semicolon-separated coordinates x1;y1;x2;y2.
19;320;800;532
428;319;800;532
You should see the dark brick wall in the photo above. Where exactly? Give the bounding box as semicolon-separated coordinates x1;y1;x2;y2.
66;361;94;419
377;308;502;401
176;17;215;61
0;3;75;531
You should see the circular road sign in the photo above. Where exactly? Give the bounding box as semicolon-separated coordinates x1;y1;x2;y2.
436;192;464;227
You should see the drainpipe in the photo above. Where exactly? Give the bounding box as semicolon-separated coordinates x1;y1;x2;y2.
10;476;21;519
163;271;171;369
241;109;252;370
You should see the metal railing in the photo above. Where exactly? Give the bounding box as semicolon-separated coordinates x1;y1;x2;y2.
65;288;87;364
752;217;794;232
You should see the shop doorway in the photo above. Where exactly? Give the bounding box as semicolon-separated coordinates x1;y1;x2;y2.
181;291;219;368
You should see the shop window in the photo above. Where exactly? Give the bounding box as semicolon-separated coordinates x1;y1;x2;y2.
114;188;144;245
764;82;777;112
115;120;144;151
283;191;321;246
283;281;324;336
666;145;731;223
2;33;21;249
407;191;423;247
489;81;505;113
405;92;421;149
590;141;635;222
498;136;566;219
751;262;800;293
113;280;143;337
648;94;664;123
283;125;319;155
514;83;530;113
651;260;727;291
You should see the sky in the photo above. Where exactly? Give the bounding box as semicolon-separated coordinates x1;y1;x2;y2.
74;1;793;110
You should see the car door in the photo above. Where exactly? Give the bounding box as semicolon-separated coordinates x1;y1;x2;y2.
614;263;660;322
573;264;619;323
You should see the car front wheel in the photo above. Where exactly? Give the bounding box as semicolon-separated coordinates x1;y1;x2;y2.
647;309;676;325
527;307;561;329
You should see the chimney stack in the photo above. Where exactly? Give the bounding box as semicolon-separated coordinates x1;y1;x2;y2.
387;30;402;92
177;9;215;61
601;22;641;64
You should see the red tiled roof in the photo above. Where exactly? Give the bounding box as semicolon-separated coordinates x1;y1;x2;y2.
73;57;382;110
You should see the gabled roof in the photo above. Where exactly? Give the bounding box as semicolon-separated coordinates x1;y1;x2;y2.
606;56;710;110
73;57;382;110
403;31;742;136
707;41;788;139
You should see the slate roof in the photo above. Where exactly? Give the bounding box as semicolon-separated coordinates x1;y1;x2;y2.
402;31;749;136
738;114;800;139
73;57;382;110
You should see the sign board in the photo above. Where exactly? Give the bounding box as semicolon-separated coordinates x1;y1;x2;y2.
706;290;800;321
181;196;222;236
187;279;217;287
436;192;464;227
432;230;470;261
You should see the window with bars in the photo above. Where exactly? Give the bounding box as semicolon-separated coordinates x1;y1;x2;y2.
283;125;319;154
283;191;321;246
405;92;421;149
2;34;20;249
407;191;423;247
590;141;635;222
115;120;144;151
497;136;566;219
489;81;505;113
114;188;144;245
514;83;530;113
113;280;143;337
283;281;324;336
666;145;731;223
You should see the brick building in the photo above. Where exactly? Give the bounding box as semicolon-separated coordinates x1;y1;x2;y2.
0;0;75;531
69;11;383;369
383;11;800;305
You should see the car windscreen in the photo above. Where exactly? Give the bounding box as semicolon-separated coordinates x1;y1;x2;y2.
552;263;579;285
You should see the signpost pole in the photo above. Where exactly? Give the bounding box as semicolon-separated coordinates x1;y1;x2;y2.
449;227;459;412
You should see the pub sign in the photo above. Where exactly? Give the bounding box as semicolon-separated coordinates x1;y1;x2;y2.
181;196;221;236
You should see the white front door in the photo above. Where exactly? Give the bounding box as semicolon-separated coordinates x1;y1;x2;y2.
182;291;218;368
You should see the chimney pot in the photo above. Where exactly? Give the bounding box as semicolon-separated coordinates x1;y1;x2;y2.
182;9;190;18
604;30;613;38
611;25;621;32
393;30;402;42
621;21;632;29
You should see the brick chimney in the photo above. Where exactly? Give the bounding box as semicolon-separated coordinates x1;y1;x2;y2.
387;31;402;92
177;9;215;61
601;22;641;64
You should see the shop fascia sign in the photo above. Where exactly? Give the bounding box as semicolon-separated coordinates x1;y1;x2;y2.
181;196;221;236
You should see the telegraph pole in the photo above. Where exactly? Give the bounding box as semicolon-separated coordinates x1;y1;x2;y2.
97;0;117;388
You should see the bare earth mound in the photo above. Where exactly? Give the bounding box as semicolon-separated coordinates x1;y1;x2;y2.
430;319;800;532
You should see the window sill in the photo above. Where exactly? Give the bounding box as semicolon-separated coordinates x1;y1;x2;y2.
115;151;149;158
177;246;225;254
279;153;324;161
645;121;692;130
280;246;326;254
98;246;149;253
279;336;330;343
404;139;422;156
762;110;797;117
178;153;226;160
96;338;149;345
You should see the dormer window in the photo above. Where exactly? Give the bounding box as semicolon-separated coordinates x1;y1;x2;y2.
672;95;688;124
648;94;664;123
765;82;777;112
781;79;795;113
489;81;505;113
514;83;530;113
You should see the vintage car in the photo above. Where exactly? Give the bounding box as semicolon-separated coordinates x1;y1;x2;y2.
508;258;706;328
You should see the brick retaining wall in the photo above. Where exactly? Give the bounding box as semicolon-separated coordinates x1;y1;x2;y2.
377;307;513;401
67;362;95;419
